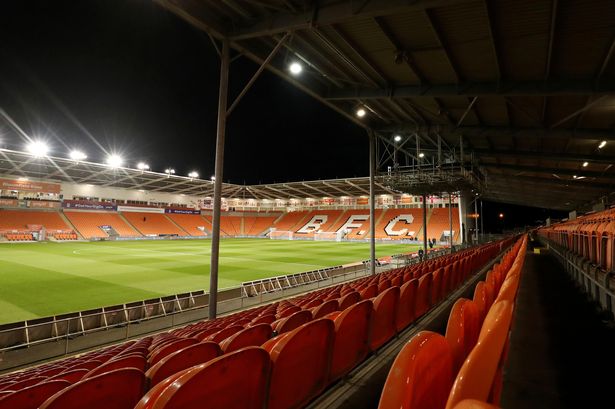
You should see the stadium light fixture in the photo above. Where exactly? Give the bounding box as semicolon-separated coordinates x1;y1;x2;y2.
210;175;216;181
18;177;28;181
356;108;366;118
137;162;150;170
599;140;607;149
582;161;589;167
418;152;425;158
188;171;199;178
499;213;504;219
69;150;87;161
26;141;49;157
394;135;402;142
165;168;175;176
106;154;123;168
289;62;302;75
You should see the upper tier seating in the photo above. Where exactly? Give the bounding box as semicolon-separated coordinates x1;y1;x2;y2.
0;210;70;231
122;213;187;236
164;214;208;236
64;211;140;238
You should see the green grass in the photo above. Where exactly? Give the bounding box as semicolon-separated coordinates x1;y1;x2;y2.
0;238;420;324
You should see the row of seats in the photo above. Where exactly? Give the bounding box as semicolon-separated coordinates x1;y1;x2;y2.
53;233;78;240
274;208;459;241
64;211;141;239
378;235;527;409
539;207;615;272
3;233;33;241
0;238;513;409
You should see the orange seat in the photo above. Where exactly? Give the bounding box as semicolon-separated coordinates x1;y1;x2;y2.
84;354;147;379
219;323;272;353
46;369;88;383
360;284;378;299
39;368;145;409
265;319;335;409
135;371;184;409
378;331;454;409
142;347;270;409
472;282;488;322
453;399;501;409
329;299;373;382
311;299;339;319
338;291;361;310
0;380;70;409
445;298;480;371
146;342;221;387
369;286;400;350
205;325;245;343
251;314;276;325
431;268;444;303
445;301;514;409
395;279;418;332
274;310;312;334
149;338;199;366
415;273;432;318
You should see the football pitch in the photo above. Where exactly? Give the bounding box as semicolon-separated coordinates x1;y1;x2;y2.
0;238;420;324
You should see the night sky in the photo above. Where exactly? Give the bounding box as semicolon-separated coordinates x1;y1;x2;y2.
0;0;566;229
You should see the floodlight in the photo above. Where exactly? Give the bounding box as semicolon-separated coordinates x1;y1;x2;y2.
26;141;49;157
499;213;504;219
210;175;216;181
356;108;366;117
69;150;87;161
599;140;607;149
165;168;175;175
137;162;150;170
394;135;402;142
289;62;302;75
188;171;199;178
106;154;123;168
582;161;588;167
418;152;425;158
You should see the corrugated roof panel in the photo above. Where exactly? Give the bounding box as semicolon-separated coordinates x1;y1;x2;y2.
474;97;509;127
413;49;459;82
378;11;439;49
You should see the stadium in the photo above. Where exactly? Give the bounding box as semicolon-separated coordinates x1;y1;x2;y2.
0;1;614;409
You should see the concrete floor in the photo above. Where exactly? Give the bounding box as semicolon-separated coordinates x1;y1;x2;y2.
501;251;615;408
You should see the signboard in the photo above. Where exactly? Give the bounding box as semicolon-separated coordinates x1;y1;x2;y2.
165;208;201;215
0;198;18;207
117;205;164;213
63;200;117;211
0;178;61;194
28;200;60;209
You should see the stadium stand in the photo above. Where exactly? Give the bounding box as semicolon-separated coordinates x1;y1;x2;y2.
0;210;71;232
292;210;346;238
425;207;462;243
64;211;141;239
164;214;208;236
0;237;512;409
243;216;278;236
377;236;527;409
122;213;188;236
271;210;311;232
375;208;424;239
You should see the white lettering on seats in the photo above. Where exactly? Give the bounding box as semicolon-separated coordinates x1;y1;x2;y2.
337;215;369;234
297;215;329;234
385;215;416;236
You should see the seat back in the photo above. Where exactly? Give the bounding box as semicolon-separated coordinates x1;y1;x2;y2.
146;347;270;409
445;301;514;409
395;279;418;331
0;380;70;409
329;300;373;382
39;368;145;409
219;323;272;353
445;298;480;371
338;291;361;310
415;273;432;317
84;354;147;379
369;286;400;350
311;299;339;319
378;331;454;409
274;310;312;334
267;319;335;409
146;341;221;387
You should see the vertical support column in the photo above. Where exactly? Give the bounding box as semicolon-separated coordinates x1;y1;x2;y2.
208;39;230;320
474;198;479;244
369;131;376;276
480;199;484;242
449;192;453;253
422;194;428;256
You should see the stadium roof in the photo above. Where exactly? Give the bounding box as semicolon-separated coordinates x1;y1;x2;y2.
0;148;398;199
154;0;615;211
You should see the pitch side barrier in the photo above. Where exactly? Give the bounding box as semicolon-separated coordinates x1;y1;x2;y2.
0;246;458;372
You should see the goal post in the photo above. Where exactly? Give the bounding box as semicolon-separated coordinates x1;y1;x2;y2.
269;230;294;240
314;230;345;242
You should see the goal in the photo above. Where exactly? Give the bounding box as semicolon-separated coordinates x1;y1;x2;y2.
314;230;344;242
269;230;294;240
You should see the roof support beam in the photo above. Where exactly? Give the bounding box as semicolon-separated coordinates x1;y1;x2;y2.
483;0;502;81
473;148;615;165
325;80;615;99
228;0;476;41
480;163;613;179
345;179;370;195
550;95;608;128
424;9;462;82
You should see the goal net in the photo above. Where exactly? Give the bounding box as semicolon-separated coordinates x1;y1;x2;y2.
314;230;344;242
269;230;294;240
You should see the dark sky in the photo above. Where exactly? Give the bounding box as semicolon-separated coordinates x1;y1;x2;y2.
0;0;368;184
0;0;565;229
